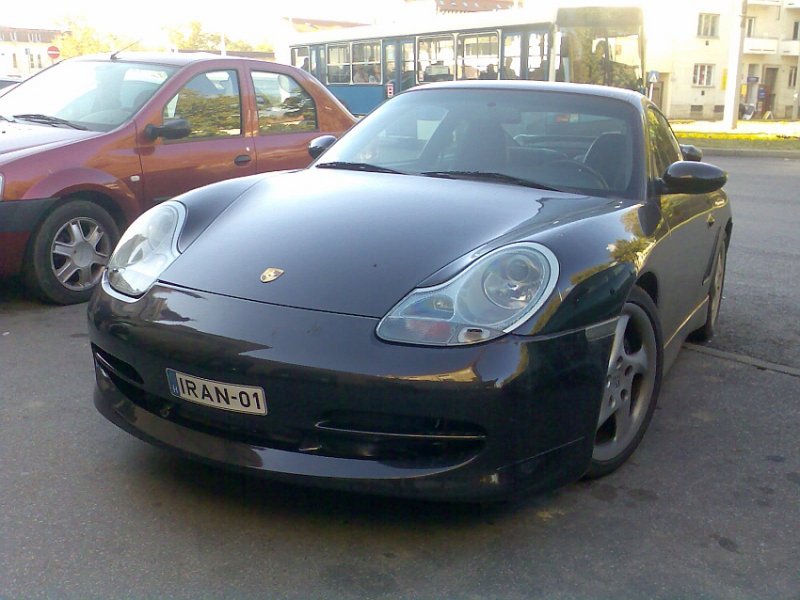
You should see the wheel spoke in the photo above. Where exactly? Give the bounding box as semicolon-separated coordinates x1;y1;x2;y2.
607;315;629;369
68;221;86;243
85;225;105;250
55;258;79;284
625;347;650;377
52;240;76;257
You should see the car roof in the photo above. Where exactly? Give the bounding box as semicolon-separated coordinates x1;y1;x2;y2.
67;52;276;69
409;79;646;108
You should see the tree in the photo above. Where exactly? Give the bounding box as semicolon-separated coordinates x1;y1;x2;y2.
53;19;132;59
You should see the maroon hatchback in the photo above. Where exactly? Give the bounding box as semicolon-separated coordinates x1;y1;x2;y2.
0;52;355;303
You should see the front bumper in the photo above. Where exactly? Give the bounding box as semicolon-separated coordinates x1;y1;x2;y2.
89;281;615;501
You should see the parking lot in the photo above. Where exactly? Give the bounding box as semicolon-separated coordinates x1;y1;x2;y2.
1;155;798;599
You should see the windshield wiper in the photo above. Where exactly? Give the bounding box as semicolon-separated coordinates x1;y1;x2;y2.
13;114;88;130
316;161;406;175
421;170;561;192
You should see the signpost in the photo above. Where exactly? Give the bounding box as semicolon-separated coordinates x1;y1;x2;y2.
47;46;60;60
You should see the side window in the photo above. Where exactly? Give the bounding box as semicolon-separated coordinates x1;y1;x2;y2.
647;108;681;177
252;71;318;135
163;70;241;139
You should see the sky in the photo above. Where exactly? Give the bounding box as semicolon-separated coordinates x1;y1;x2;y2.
3;0;395;45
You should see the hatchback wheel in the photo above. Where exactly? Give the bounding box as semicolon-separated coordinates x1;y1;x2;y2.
25;200;119;305
587;286;663;478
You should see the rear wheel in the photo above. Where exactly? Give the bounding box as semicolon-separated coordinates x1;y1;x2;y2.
587;286;663;478
24;199;119;305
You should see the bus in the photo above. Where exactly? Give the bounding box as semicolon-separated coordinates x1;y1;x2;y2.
288;5;645;115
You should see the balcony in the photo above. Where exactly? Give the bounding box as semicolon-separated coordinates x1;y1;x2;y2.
784;0;800;8
748;0;781;5
743;37;779;54
779;39;800;56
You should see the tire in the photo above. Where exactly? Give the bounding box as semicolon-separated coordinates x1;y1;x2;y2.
586;286;663;479
24;200;120;305
689;232;728;342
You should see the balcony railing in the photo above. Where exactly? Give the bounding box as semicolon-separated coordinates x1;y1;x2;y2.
748;0;781;5
779;39;800;56
743;37;779;54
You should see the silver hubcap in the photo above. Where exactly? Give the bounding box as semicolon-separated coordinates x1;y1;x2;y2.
50;217;111;291
593;303;657;462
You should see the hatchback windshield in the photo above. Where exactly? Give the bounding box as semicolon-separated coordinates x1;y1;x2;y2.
0;60;176;132
316;86;642;198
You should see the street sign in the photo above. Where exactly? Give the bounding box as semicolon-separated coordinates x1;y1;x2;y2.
746;76;759;83
647;70;659;84
47;46;60;60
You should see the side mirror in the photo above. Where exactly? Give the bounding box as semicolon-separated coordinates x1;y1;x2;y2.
144;118;191;141
661;161;727;195
308;135;337;159
680;144;703;162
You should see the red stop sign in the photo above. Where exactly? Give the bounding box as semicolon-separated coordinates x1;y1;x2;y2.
47;46;60;59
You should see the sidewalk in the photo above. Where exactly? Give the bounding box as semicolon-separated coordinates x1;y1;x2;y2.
671;119;800;159
671;119;800;137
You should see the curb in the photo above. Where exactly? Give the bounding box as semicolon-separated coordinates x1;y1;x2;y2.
699;148;800;159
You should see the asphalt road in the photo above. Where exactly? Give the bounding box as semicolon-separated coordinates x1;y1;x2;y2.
1;156;798;600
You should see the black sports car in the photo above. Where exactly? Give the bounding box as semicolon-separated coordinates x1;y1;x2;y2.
89;81;732;501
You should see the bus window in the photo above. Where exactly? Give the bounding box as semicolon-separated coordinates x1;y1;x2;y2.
457;32;499;80
327;44;351;84
352;41;381;84
418;35;455;82
292;47;310;72
527;32;549;81
501;33;521;80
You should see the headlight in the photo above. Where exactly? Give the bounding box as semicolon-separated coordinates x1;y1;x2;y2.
107;201;185;297
376;242;559;346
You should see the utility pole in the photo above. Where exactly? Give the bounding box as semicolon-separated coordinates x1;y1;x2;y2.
723;0;747;129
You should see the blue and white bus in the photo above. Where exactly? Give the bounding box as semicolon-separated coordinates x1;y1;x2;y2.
288;5;644;115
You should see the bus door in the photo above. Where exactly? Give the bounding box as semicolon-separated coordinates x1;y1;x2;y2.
310;45;326;82
382;38;416;99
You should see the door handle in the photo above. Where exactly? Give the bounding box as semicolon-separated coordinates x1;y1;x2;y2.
234;154;252;166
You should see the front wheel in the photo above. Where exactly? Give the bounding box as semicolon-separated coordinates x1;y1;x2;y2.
586;286;663;478
690;232;728;342
24;200;120;305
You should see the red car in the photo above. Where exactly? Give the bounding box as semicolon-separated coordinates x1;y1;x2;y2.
0;53;355;303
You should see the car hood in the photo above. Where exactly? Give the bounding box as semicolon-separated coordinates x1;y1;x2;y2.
162;168;609;318
0;119;99;158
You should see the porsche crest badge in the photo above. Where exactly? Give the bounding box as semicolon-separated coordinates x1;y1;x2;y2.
260;268;284;283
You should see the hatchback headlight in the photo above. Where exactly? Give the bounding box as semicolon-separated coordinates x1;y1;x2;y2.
376;242;559;346
107;201;185;297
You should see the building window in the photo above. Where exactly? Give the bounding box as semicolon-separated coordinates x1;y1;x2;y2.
793;21;799;41
697;14;719;38
790;67;798;89
745;17;756;38
10;31;18;41
12;53;17;68
693;64;715;87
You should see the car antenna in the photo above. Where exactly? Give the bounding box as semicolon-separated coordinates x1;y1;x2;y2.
110;39;141;61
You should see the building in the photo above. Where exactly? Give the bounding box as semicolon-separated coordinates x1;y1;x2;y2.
0;26;63;78
645;0;799;119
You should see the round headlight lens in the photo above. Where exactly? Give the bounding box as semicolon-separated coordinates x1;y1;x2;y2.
377;242;558;346
107;201;185;297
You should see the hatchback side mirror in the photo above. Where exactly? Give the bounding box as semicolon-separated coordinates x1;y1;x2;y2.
661;161;727;195
308;135;337;159
144;118;191;141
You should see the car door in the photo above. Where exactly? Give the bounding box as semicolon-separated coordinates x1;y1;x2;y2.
645;106;719;342
249;67;324;173
138;66;256;207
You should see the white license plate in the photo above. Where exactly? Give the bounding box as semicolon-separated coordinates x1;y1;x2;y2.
166;369;267;415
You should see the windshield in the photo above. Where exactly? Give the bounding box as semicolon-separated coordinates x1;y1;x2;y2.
0;59;177;132
316;87;642;198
